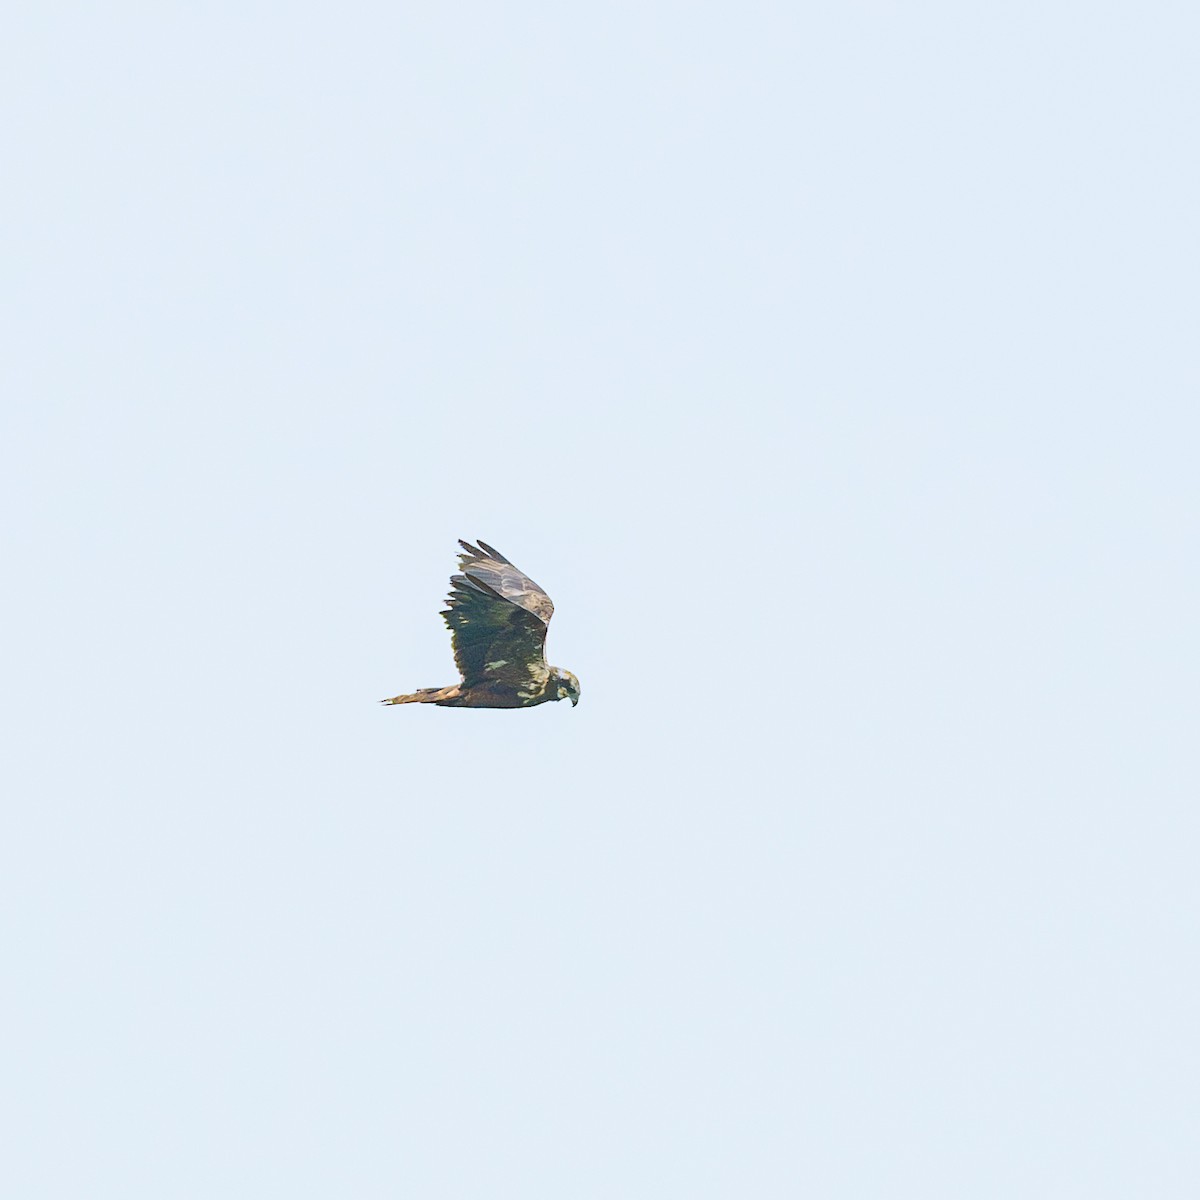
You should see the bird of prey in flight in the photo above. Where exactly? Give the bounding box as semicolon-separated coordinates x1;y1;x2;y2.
382;539;580;709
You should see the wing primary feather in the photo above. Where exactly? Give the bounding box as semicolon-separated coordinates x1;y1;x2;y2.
463;571;506;599
476;540;510;563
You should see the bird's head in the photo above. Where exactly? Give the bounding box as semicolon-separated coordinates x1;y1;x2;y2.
552;668;581;707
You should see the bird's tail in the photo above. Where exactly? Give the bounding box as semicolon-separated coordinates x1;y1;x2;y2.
380;685;461;706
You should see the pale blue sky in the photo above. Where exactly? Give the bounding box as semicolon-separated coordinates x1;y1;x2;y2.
3;2;1198;1196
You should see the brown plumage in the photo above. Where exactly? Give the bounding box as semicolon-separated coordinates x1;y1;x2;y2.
382;539;580;710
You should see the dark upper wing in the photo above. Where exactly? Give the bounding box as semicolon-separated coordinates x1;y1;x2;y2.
441;540;554;689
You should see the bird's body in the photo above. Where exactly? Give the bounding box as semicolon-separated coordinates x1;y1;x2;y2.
382;540;580;710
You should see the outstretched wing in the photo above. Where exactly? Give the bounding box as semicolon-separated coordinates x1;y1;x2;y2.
442;540;554;689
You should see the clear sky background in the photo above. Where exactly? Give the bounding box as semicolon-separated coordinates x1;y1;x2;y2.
3;2;1198;1196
